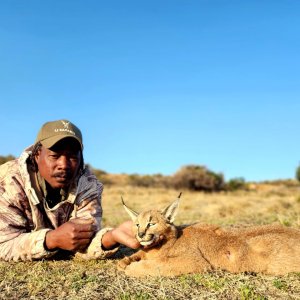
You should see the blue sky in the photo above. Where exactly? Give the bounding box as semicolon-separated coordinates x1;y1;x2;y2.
0;1;299;182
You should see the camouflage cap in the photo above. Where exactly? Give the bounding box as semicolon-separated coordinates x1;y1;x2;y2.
35;119;83;150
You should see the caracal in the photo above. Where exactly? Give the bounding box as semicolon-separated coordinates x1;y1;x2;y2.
118;194;300;277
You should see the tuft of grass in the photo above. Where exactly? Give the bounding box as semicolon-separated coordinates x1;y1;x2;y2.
118;292;152;300
239;284;267;300
295;195;300;203
273;278;288;291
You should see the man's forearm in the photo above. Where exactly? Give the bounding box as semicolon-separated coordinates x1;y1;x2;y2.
101;229;120;250
0;229;56;261
101;223;140;250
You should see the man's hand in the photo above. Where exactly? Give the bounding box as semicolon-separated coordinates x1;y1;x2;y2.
45;218;97;252
101;220;140;250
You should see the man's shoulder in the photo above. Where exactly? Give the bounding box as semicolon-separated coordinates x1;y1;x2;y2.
81;166;103;184
0;158;27;202
75;166;103;204
79;167;103;188
0;149;33;193
0;147;33;178
0;159;20;180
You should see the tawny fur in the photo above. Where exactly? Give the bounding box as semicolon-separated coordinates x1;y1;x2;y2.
118;196;300;277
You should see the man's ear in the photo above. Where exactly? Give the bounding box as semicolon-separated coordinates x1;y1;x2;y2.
161;193;181;223
34;151;40;164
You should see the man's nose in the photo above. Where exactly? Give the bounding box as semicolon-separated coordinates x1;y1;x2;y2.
57;156;71;169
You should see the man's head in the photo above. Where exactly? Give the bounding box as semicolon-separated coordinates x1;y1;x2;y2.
33;120;83;189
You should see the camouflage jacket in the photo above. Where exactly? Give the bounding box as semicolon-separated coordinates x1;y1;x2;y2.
0;146;118;261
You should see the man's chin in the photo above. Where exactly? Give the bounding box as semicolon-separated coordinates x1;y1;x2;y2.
52;178;71;189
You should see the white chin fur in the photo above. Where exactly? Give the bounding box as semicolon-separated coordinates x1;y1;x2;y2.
140;240;155;246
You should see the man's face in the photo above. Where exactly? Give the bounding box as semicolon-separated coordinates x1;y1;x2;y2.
35;138;81;189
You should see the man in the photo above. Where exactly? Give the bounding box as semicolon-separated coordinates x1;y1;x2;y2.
0;119;139;261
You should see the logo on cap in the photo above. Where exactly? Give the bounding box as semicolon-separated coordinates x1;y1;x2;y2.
54;121;76;136
61;120;70;129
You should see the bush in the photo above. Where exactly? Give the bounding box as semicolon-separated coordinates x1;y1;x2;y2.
296;165;300;182
225;177;247;191
128;174;155;187
128;173;172;188
87;164;114;185
88;165;107;178
172;165;225;192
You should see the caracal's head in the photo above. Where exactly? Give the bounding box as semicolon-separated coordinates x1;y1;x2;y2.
122;193;181;247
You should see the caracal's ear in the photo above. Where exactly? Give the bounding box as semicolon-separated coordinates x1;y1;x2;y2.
161;192;181;223
121;196;139;221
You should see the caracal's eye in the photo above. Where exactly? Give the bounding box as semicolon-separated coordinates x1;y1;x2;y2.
136;224;140;228
149;223;156;227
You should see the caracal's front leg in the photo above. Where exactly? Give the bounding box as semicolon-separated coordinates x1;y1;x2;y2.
118;250;146;270
123;257;213;277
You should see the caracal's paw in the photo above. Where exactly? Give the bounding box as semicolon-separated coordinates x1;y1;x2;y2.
117;259;147;277
118;257;132;270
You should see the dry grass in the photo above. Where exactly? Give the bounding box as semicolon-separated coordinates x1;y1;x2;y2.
1;184;300;299
102;184;300;227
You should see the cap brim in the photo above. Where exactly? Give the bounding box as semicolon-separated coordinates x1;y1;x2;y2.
40;135;83;150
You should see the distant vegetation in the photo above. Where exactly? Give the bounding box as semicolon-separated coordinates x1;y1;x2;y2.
172;165;225;192
89;164;249;192
0;155;15;165
1;154;298;192
296;164;300;182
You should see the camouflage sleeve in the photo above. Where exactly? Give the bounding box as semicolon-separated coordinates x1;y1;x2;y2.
0;194;57;261
75;227;119;260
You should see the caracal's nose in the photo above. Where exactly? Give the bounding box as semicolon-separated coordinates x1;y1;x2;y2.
138;232;145;238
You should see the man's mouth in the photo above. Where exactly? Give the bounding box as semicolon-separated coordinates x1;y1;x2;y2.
53;173;72;182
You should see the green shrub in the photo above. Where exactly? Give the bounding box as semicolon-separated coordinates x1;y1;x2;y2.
296;164;300;182
128;174;155;187
172;165;225;192
87;164;114;185
128;173;172;188
225;177;247;191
